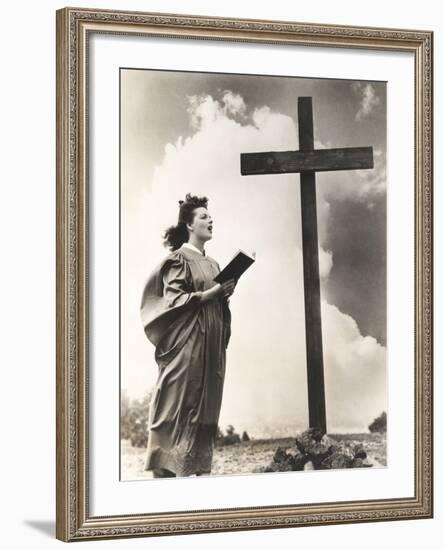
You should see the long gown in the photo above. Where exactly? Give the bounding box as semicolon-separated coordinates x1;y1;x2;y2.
140;244;231;476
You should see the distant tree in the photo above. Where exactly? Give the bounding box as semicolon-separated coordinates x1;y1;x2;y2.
215;425;241;446
241;431;250;442
368;411;387;433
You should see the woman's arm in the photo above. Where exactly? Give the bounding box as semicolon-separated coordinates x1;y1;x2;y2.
200;279;236;303
200;285;221;303
163;256;203;308
163;253;237;306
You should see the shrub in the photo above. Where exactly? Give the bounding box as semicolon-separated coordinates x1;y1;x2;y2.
121;390;153;447
215;425;241;446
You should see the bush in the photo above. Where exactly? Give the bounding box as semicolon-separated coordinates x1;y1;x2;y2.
368;411;387;433
215;425;241;446
122;396;249;450
120;390;153;447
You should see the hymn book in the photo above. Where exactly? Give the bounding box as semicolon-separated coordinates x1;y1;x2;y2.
213;250;255;284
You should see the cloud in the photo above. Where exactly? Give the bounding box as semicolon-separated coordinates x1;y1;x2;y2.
126;91;386;436
319;248;333;279
321;303;386;432
317;147;386;208
187;90;248;130
353;82;381;121
307;137;386;209
187;94;221;129
222;90;247;118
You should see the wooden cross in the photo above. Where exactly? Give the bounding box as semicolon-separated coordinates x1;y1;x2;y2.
240;97;374;434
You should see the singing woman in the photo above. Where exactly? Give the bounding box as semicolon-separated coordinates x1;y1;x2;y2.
140;193;236;478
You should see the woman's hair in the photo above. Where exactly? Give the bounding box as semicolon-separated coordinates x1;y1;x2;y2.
162;192;209;251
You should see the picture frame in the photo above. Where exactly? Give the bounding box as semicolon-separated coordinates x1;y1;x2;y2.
56;6;433;542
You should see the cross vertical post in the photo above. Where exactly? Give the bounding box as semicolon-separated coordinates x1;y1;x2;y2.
298;97;327;434
240;96;374;436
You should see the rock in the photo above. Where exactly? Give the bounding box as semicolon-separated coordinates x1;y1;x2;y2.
308;427;326;442
295;428;325;454
353;444;367;459
307;442;332;468
320;450;354;470
273;447;288;464
271;447;296;471
322;435;339;451
351;457;373;468
257;447;293;473
293;450;308;471
280;460;294;472
264;462;285;473
256;430;374;474
258;446;309;473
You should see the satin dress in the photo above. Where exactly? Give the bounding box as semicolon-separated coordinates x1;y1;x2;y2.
140;244;231;476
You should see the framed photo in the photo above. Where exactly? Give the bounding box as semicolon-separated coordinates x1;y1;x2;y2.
56;7;433;542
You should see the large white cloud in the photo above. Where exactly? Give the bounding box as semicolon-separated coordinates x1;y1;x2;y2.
123;91;386;436
317;147;386;208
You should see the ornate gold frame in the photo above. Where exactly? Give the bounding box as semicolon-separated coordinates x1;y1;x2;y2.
56;7;433;542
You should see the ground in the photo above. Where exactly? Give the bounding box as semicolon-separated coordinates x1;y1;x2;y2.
120;433;386;480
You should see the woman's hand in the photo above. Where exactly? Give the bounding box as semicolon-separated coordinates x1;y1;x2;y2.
201;279;237;303
219;279;236;299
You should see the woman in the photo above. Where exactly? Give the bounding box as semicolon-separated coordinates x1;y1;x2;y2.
140;193;236;478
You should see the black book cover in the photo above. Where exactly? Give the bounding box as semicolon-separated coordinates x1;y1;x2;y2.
214;250;255;284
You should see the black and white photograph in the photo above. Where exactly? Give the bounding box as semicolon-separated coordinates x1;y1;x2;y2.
2;0;440;544
120;69;387;481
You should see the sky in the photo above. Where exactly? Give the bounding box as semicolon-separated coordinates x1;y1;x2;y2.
120;68;387;436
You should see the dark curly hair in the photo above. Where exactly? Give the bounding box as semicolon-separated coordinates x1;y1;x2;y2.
162;193;209;251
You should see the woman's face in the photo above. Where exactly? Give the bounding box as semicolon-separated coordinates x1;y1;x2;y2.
188;207;213;242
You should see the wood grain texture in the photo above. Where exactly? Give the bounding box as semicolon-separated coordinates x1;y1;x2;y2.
241;147;374;175
297;97;327;435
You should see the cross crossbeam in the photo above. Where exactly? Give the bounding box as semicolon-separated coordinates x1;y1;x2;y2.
241;146;373;175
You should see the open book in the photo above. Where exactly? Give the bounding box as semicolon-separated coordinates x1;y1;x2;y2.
213;250;256;284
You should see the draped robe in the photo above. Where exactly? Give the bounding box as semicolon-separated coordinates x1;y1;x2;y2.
140;244;231;476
